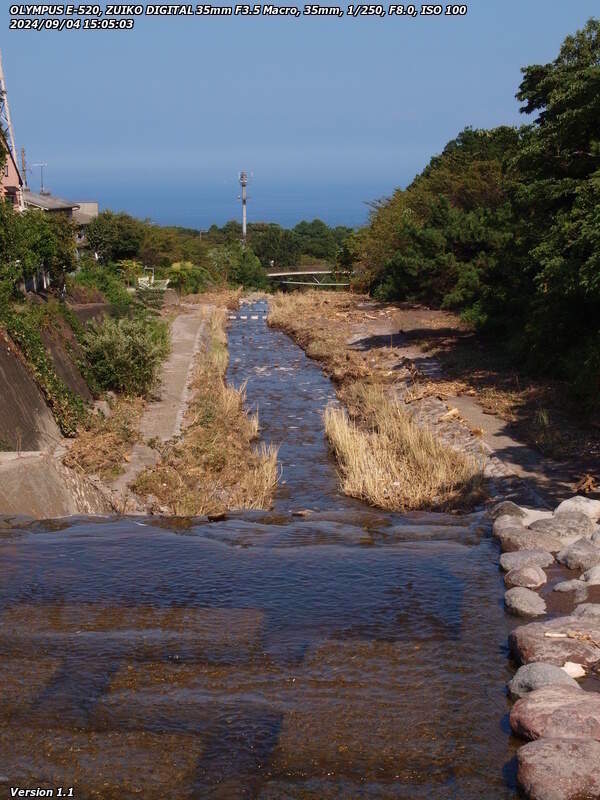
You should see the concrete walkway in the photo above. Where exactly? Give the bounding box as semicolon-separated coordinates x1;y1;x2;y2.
110;308;207;497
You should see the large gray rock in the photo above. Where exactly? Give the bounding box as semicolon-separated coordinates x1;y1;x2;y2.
507;663;582;701
582;565;600;585
497;527;563;554
517;738;600;800
505;565;547;589
573;604;600;620
557;538;600;571
510;685;600;741
505;588;547;618
500;550;554;572
509;616;600;667
555;496;600;521
553;579;587;593
530;511;596;541
492;500;528;520
493;514;525;537
521;508;555;527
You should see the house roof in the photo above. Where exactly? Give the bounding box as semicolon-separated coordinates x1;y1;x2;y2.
23;190;79;211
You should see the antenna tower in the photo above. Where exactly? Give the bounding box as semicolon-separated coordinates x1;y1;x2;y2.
0;50;17;163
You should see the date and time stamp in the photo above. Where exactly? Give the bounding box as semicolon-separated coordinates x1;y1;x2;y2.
9;2;468;29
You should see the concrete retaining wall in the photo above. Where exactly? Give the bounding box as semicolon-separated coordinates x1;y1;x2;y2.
0;453;112;518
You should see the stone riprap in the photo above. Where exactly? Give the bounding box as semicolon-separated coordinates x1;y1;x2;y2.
557;539;600;571
499;549;554;572
491;500;528;520
582;565;600;585
510;685;600;741
505;587;547;618
573;604;600;620
517;738;600;800
507;663;581;701
529;511;596;542
553;579;587;593
497;496;600;800
509;616;600;667
496;527;564;554
504;565;547;590
555;496;600;521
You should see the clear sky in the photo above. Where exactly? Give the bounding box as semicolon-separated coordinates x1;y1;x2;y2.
2;2;598;229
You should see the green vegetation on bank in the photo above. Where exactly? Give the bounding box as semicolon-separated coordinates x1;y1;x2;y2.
0;202;76;302
0;302;87;436
82;315;169;396
83;210;352;294
350;18;600;409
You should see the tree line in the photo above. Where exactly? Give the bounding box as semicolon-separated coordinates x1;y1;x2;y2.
0;180;352;301
347;18;600;408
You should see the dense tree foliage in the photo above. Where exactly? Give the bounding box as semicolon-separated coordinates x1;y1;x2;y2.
204;218;352;268
0;202;77;298
355;18;600;407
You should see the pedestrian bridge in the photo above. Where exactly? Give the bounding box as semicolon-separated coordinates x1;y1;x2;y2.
266;268;352;287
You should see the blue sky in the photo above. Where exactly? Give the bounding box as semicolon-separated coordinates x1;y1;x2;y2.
2;2;598;228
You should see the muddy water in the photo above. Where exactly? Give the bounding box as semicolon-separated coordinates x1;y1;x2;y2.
0;301;519;799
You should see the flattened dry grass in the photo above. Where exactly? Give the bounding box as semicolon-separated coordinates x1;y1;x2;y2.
133;307;279;516
63;397;144;480
324;384;484;511
268;290;371;383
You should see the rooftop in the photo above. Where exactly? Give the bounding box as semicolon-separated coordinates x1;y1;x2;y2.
23;190;79;211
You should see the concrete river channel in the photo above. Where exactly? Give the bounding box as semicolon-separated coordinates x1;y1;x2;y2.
0;301;520;799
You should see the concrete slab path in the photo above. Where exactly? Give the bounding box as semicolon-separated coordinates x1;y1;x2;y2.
110;308;207;496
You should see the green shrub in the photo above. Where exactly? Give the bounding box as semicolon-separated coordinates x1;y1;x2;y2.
82;315;170;396
71;261;132;311
167;261;213;295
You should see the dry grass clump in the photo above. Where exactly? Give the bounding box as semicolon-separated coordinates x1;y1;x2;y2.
63;397;144;480
133;307;279;516
268;291;370;383
183;287;243;310
324;384;484;511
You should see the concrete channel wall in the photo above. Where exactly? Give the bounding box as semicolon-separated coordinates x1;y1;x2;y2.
0;452;111;519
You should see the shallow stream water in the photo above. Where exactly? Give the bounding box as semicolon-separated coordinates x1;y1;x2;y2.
0;301;519;799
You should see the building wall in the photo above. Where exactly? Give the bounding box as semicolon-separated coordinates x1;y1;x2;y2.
76;201;99;218
0;144;23;210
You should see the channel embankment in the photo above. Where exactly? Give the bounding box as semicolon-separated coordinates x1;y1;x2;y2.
0;316;111;519
0;451;111;518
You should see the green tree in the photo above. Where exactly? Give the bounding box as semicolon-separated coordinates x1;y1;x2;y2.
86;211;144;263
293;219;339;261
249;223;302;268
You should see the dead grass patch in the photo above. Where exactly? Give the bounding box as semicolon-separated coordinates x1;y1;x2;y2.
268;291;372;384
324;384;484;511
133;306;278;515
183;288;243;310
269;292;485;511
63;397;144;480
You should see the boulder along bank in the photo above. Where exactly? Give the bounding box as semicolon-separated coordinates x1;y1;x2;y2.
493;495;600;800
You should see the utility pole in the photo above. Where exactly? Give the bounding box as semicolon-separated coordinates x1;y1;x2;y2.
21;147;28;187
239;170;248;245
0;49;17;163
